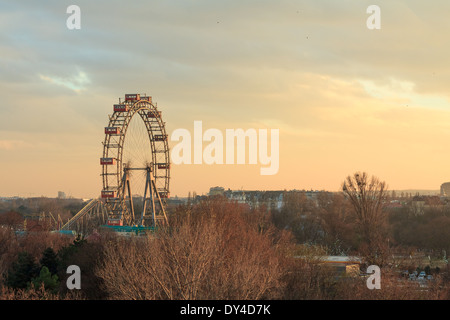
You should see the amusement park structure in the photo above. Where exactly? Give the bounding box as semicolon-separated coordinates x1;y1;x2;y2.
60;93;170;234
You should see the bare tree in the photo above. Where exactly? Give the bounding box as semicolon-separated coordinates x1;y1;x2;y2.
0;211;24;230
316;192;355;255
96;198;288;300
342;172;389;266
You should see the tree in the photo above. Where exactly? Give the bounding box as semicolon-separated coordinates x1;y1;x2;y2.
391;190;397;199
6;252;40;289
272;191;310;232
96;198;289;300
54;233;108;299
342;172;389;266
0;211;23;230
40;247;58;275
316;192;356;254
30;266;59;293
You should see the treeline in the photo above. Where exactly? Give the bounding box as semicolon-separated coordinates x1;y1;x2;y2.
0;227;105;299
0;195;448;300
0;197;85;224
272;190;450;258
389;207;450;255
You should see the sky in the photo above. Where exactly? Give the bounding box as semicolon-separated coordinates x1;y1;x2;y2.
1;0;450;198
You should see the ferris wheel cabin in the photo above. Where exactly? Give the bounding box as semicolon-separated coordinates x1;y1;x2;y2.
124;94;140;101
113;104;129;112
101;190;117;198
100;157;116;165
107;218;123;226
159;191;170;199
157;163;170;169
105;127;121;134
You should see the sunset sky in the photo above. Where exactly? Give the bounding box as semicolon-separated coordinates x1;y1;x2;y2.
1;1;450;198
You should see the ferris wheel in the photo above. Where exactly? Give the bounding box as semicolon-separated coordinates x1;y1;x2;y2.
100;93;170;227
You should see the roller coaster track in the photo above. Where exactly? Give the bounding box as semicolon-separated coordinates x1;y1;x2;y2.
60;198;109;231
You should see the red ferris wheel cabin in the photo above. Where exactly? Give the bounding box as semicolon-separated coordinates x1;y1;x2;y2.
124;94;140;102
105;127;121;134
100;158;116;165
113;104;129;112
101;190;116;198
157;163;170;169
159;191;170;199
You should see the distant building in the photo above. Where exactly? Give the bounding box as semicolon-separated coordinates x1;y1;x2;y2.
58;191;66;199
208;186;225;196
222;189;283;209
294;255;362;277
320;256;362;276
410;196;426;215
440;182;450;196
206;187;326;211
409;195;443;215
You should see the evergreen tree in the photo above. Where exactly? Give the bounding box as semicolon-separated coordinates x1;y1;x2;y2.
40;247;58;275
57;234;87;274
6;252;39;289
30;266;59;293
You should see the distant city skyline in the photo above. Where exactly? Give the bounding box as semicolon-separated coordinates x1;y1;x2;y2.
2;1;450;198
0;187;443;200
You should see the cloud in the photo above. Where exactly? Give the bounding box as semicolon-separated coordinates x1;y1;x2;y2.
39;70;91;92
358;78;450;109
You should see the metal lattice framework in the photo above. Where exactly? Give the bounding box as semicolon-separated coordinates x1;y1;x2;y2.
60;198;110;233
101;94;170;227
